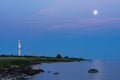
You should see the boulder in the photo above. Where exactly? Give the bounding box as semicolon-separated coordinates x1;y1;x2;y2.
88;69;99;73
23;67;45;76
53;72;59;75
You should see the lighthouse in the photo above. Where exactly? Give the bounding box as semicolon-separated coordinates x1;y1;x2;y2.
18;40;21;56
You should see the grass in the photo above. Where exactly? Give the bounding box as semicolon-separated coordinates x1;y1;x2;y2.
0;56;85;69
0;59;30;69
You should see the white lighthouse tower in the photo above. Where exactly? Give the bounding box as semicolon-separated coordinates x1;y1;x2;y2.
18;40;21;56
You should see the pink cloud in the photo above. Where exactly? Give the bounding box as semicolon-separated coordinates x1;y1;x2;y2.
35;8;62;17
49;18;120;30
78;18;120;24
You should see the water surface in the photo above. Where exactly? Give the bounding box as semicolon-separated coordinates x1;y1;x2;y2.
30;60;120;80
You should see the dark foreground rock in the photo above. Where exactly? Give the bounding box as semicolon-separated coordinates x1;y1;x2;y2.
0;66;45;80
23;66;45;76
88;69;99;73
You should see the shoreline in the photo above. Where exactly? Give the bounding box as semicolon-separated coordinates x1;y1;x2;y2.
0;63;44;80
0;56;87;79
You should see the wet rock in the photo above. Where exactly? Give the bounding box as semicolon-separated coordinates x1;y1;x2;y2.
47;71;51;73
53;72;59;75
0;65;44;79
88;69;99;73
23;66;44;76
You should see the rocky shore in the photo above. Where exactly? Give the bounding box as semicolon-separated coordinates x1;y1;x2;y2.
0;55;85;79
0;64;45;80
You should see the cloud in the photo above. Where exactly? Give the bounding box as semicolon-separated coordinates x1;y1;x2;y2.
35;8;62;17
33;0;118;18
78;18;120;24
49;18;120;30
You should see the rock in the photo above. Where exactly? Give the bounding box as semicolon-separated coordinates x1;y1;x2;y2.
39;69;45;72
24;76;32;79
0;66;45;79
11;65;19;68
23;67;45;76
53;72;59;75
47;71;51;73
88;69;99;73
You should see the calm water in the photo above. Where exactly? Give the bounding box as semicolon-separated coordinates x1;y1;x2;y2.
30;60;120;80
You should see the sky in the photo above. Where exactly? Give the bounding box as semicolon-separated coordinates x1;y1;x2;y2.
0;0;120;59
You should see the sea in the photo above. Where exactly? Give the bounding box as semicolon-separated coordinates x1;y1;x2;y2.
29;59;120;80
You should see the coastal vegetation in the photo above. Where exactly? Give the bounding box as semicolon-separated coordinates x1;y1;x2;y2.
0;54;85;69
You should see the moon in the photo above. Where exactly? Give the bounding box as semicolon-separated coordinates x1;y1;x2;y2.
93;10;98;15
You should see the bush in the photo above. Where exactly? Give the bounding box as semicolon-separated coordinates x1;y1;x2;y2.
56;54;62;58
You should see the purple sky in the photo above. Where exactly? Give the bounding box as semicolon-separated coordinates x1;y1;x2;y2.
0;0;120;59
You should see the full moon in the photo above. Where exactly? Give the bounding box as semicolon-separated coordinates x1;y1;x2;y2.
93;10;98;15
